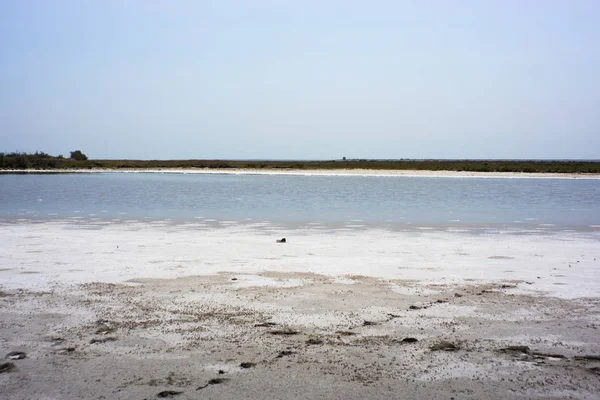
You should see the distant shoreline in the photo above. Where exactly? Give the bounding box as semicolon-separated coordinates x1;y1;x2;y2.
2;154;600;174
2;168;600;179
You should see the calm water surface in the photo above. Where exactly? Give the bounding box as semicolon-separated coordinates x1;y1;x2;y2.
1;173;599;230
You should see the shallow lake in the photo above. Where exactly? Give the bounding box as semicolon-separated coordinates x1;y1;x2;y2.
1;172;599;231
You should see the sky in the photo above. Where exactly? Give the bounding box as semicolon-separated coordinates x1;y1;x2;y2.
1;1;599;160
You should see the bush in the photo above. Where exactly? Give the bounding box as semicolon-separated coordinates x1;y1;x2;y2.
70;150;88;161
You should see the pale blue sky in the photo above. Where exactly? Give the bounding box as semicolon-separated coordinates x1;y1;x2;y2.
1;1;598;160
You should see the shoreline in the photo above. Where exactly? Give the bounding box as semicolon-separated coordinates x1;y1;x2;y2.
3;167;600;179
3;216;600;237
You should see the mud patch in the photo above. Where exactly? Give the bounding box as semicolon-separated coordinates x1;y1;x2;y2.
430;341;460;351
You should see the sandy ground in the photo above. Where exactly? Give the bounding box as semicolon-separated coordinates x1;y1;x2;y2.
1;223;600;399
4;168;600;179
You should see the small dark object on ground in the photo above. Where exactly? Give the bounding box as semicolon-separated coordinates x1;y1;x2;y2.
0;362;16;373
435;299;448;304
254;322;277;327
277;350;294;358
218;369;225;374
500;346;531;354
401;337;418;344
501;284;517;289
197;378;229;390
240;362;256;369
589;367;600;375
454;293;463;297
498;347;567;361
90;337;117;344
409;305;422;310
533;352;567;360
269;329;299;335
6;351;26;360
276;238;286;243
336;330;357;336
574;355;600;361
307;338;324;345
363;320;377;326
430;341;460;351
231;277;238;281
57;347;76;354
156;390;183;398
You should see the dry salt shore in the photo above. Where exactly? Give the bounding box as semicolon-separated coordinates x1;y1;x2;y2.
1;221;600;399
4;168;600;179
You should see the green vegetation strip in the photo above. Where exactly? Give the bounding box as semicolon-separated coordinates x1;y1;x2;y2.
1;152;599;173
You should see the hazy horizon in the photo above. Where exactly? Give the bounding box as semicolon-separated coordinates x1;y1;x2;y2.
2;1;599;160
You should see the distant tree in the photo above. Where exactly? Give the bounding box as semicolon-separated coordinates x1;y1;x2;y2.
70;150;88;161
343;156;346;161
34;151;50;158
13;152;28;169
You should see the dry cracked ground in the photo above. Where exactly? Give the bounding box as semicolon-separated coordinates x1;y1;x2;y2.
1;273;600;399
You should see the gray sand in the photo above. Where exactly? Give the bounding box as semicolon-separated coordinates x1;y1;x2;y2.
1;272;599;399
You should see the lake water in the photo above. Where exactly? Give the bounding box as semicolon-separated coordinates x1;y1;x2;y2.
1;172;599;231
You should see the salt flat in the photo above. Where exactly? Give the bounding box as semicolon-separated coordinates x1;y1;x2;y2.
1;221;598;298
1;221;599;399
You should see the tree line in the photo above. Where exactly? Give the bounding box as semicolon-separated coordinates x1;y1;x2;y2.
0;151;598;173
0;150;88;169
